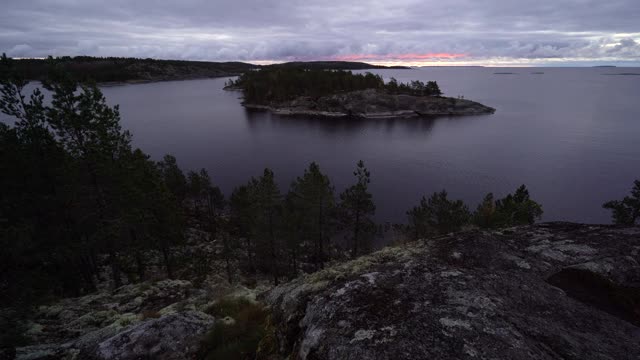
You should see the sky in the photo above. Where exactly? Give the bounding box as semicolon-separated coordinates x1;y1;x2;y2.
1;0;639;66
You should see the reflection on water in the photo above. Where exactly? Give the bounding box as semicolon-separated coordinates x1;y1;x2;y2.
244;109;443;135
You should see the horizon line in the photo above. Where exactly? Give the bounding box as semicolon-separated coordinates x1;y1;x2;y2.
8;56;639;68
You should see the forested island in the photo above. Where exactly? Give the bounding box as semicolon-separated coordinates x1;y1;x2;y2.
226;68;495;118
0;56;407;84
2;53;640;359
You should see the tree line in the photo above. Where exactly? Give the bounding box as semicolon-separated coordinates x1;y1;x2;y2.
225;68;442;104
0;55;257;83
0;54;184;303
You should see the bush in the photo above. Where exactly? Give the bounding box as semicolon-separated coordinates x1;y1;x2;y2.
141;309;161;320
603;180;640;225
407;190;470;238
199;297;270;360
473;185;543;228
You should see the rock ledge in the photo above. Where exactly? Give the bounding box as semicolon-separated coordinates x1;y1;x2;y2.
263;222;640;360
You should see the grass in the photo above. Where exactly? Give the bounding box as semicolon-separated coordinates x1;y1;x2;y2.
141;309;161;320
199;297;272;360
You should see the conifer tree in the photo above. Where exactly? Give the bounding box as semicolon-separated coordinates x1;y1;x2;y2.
250;168;283;285
407;190;470;238
338;160;376;257
473;193;496;228
288;162;335;270
230;185;257;273
493;185;543;227
473;185;543;228
158;154;187;204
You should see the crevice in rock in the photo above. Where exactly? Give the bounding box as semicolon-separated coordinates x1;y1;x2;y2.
547;268;640;326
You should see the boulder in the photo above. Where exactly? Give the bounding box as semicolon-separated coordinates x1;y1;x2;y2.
263;222;640;359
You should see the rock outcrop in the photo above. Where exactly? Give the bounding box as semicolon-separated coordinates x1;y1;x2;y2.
263;223;640;359
12;278;270;360
90;311;214;360
10;223;640;360
245;89;495;118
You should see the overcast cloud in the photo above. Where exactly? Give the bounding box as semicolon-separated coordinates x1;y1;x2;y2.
2;0;639;65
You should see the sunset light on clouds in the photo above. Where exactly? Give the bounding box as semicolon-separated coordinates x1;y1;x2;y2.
1;0;639;66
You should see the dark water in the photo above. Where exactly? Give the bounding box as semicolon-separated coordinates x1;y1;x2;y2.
6;68;640;224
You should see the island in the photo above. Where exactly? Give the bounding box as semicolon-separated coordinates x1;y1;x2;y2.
226;68;495;118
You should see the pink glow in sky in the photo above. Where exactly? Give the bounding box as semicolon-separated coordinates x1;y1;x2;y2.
331;53;468;61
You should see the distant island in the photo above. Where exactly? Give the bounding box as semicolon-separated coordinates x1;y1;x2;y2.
0;56;408;83
267;61;409;70
602;73;640;76
226;68;495;118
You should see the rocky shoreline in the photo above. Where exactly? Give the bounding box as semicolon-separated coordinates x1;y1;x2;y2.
243;89;495;119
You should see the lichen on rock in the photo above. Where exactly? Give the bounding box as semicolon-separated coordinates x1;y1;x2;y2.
91;311;214;360
262;222;640;359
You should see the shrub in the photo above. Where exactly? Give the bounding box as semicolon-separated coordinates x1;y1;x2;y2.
473;185;543;228
199;297;270;360
603;180;640;225
141;310;161;320
407;190;470;238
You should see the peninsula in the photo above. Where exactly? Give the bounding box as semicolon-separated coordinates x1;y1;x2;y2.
226;68;495;118
2;56;408;83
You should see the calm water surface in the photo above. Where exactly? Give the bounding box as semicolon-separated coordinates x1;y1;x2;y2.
10;68;640;224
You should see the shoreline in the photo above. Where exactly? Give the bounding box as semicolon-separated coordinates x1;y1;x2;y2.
244;104;478;119
98;73;243;87
242;90;496;119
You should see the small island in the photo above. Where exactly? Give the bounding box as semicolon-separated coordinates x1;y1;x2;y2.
226;68;495;119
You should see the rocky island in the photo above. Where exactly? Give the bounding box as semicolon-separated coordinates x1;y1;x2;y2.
245;88;495;119
227;68;495;119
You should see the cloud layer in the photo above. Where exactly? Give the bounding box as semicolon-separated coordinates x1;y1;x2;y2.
2;0;639;65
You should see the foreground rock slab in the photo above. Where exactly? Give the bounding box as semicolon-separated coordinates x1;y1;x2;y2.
263;223;640;360
89;311;214;360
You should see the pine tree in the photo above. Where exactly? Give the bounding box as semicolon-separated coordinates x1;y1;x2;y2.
251;168;282;285
41;72;132;288
288;162;335;270
338;160;376;257
158;154;187;204
1;54;138;293
407;190;470;238
473;193;496;228
230;185;257;273
426;81;442;96
281;194;304;277
493;185;543;227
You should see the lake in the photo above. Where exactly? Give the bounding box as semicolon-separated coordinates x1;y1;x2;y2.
6;67;640;224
